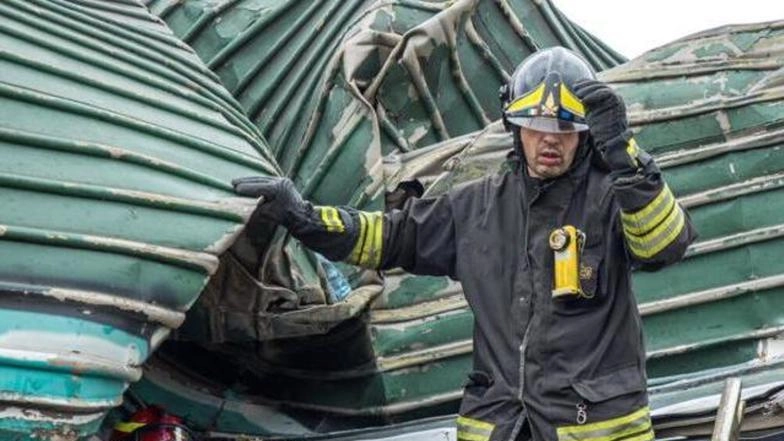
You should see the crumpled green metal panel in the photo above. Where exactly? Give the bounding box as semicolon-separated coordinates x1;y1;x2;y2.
146;0;624;209
607;21;784;378
0;0;281;438
141;0;624;343
130;19;784;439
126;0;627;436
129;0;629;434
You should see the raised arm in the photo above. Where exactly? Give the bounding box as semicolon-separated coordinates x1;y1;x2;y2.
574;80;697;269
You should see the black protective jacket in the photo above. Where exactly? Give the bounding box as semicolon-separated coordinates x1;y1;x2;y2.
298;142;696;441
362;146;696;441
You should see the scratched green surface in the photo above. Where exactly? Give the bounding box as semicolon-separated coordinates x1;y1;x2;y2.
132;1;784;438
0;0;281;438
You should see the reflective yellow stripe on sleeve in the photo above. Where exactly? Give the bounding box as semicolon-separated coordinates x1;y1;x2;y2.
317;206;345;233
620;184;676;236
346;211;383;268
456;416;494;441
349;212;366;264
624;201;685;259
557;406;653;441
370;211;383;268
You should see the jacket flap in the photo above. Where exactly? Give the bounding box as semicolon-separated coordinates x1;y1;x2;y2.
579;252;601;296
572;365;645;403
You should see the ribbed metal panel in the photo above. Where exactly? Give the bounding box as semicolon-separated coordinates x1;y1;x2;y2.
146;0;624;208
0;0;278;438
132;18;784;439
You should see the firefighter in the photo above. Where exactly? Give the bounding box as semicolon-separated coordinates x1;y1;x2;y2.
233;47;696;441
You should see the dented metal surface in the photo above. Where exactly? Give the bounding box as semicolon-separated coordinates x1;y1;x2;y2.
0;0;715;439
145;0;622;209
131;0;624;435
128;11;784;440
144;0;623;340
0;0;280;437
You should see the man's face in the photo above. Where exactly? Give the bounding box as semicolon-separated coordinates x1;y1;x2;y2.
520;127;580;179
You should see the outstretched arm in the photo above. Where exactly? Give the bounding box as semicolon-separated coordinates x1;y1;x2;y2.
233;177;457;277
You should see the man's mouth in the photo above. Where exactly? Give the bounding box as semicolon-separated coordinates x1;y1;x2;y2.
538;150;562;166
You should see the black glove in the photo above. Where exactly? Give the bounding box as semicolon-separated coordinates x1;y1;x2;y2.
232;176;310;229
573;79;639;173
232;176;358;262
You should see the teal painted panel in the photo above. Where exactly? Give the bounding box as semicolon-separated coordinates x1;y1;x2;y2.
376;275;452;310
634;113;726;154
0;187;240;250
0;142;233;201
383;355;471;403
635;238;784;303
0;240;211;308
664;146;784;198
686;187;784;240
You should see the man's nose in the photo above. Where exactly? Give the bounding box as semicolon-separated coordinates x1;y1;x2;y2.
541;132;560;144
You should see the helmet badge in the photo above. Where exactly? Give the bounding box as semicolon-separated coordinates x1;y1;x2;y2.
541;88;558;117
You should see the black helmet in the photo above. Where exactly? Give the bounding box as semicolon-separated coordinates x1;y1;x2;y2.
501;47;596;133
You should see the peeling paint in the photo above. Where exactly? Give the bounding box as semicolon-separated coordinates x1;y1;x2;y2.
44;286;184;328
141;0;784;436
715;109;732;133
407;125;429;145
0;331;143;371
0;0;271;434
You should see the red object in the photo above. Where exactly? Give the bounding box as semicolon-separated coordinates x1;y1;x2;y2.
110;405;190;441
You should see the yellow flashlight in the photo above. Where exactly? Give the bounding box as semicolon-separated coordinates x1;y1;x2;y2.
550;225;585;300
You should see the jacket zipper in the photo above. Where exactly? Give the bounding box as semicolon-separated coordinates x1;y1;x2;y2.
510;176;541;441
517;187;539;404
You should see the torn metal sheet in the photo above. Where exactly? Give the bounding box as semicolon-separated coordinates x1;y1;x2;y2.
130;2;784;440
144;0;624;345
0;0;281;438
146;0;623;210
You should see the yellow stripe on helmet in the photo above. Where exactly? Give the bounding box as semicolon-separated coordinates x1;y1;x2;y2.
560;83;585;117
506;82;546;113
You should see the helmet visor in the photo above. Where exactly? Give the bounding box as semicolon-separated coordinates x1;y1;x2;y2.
508;116;589;133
